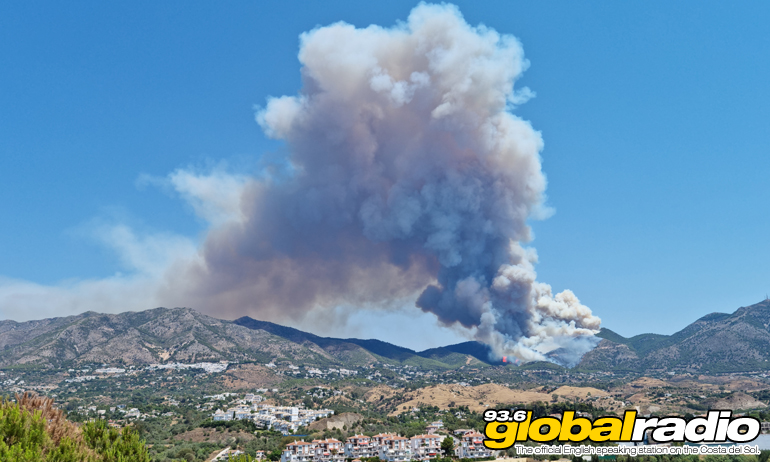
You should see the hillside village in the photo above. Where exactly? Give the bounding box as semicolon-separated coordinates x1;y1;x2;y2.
280;429;490;462
6;304;770;461
210;393;335;434
207;393;492;462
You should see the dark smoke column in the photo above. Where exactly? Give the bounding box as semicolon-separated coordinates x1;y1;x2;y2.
175;3;600;365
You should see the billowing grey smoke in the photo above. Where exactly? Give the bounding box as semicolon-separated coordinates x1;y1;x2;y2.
161;3;601;364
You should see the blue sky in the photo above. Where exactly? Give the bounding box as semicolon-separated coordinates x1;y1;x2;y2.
2;1;770;349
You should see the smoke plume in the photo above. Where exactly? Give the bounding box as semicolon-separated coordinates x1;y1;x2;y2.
0;3;600;364
159;3;600;364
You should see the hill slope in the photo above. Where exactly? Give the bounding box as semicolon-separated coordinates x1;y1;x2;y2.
0;308;497;369
578;299;770;373
5;299;770;373
233;316;495;368
0;308;334;368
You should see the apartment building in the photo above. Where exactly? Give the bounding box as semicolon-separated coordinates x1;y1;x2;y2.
283;430;489;462
409;434;442;460
410;434;443;460
379;435;411;462
312;438;345;462
281;441;316;462
455;431;491;459
344;434;378;459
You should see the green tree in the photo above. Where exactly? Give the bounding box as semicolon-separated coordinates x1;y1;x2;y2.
441;436;455;457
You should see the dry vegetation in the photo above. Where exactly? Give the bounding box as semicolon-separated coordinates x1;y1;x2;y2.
13;392;85;445
219;364;282;389
308;412;364;431
172;427;256;445
385;383;558;415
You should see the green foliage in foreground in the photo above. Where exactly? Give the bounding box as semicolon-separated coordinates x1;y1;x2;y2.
0;394;150;461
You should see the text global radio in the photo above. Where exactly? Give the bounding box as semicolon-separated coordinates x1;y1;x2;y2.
481;409;760;447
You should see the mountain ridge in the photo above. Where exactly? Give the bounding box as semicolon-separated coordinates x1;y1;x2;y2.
3;299;770;373
578;299;770;373
232;316;495;367
0;307;495;370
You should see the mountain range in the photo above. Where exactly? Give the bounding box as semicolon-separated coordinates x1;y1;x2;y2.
577;299;770;373
2;299;770;373
0;307;492;370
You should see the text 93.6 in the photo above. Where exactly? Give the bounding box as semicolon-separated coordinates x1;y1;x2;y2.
483;409;528;423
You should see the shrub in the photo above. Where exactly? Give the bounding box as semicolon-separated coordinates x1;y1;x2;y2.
0;392;150;462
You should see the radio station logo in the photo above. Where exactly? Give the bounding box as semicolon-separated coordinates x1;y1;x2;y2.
482;409;760;447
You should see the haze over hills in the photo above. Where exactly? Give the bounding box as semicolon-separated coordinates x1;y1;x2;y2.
2;300;770;373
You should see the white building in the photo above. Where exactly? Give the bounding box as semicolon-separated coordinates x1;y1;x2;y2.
410;434;442;460
345;435;378;459
233;405;252;420
379;435;411;462
312;438;345;462
426;420;443;434
281;441;316;462
282;433;438;462
455;431;491;459
212;409;232;421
